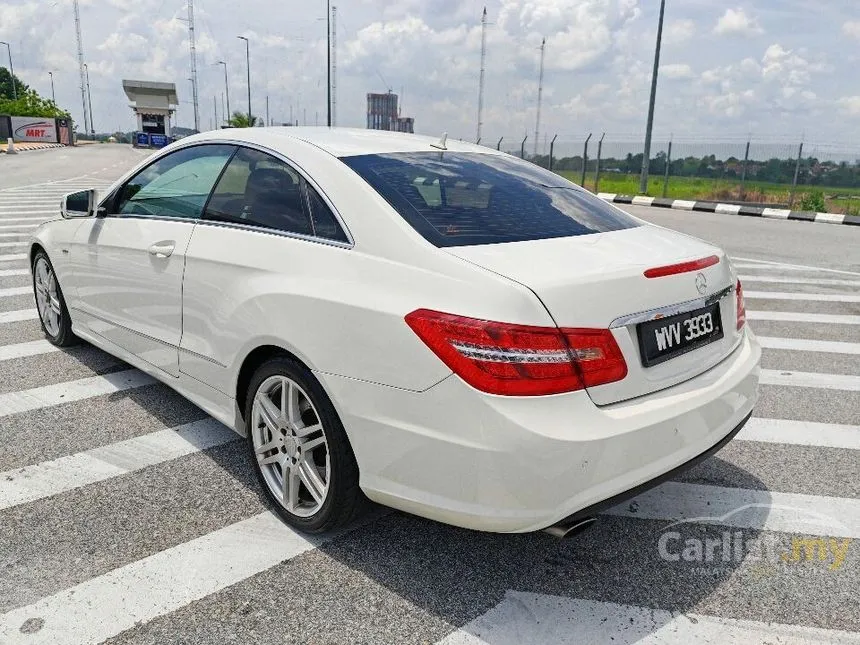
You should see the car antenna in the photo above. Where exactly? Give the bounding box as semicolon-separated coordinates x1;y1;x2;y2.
430;132;448;151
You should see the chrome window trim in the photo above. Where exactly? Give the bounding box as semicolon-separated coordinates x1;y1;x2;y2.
194;218;353;249
609;285;734;328
100;139;355;248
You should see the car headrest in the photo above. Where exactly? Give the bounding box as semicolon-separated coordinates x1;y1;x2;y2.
245;168;296;201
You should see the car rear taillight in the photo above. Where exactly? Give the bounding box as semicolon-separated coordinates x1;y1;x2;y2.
404;309;627;396
644;255;720;278
736;279;746;330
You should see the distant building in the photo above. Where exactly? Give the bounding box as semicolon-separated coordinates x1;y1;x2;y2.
366;91;414;133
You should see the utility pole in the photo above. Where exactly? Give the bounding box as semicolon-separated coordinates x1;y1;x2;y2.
331;4;337;126
48;71;56;103
266;95;269;126
214;95;218;129
237;36;251;122
326;0;332;126
186;0;200;132
84;63;94;135
0;42;15;99
533;38;545;158
72;0;89;135
639;0;666;194
217;61;230;123
476;6;487;143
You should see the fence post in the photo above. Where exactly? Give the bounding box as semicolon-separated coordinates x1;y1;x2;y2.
789;142;803;208
662;140;672;198
740;140;750;199
497;136;503;151
594;132;605;193
520;135;528;159
549;134;558;171
580;133;592;187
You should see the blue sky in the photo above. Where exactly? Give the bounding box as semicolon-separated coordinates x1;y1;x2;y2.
1;0;858;153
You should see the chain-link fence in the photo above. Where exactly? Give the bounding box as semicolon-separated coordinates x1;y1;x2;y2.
476;135;860;215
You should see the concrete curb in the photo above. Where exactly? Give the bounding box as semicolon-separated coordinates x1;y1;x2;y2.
598;193;860;227
1;143;65;154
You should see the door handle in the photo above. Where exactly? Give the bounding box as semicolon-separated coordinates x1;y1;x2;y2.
148;242;175;258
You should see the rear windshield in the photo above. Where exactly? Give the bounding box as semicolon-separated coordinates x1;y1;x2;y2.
341;152;640;247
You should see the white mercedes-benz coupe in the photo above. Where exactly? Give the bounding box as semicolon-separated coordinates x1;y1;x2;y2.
29;128;760;536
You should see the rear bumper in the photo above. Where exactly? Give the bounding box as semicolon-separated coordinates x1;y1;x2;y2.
318;328;761;533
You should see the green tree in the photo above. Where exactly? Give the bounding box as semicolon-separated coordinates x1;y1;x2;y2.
0;67;28;100
227;111;259;128
0;88;70;118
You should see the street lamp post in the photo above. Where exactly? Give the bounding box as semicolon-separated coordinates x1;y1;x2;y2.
216;60;230;124
84;63;95;135
326;0;331;127
0;41;16;100
237;36;251;123
639;0;666;194
48;71;56;103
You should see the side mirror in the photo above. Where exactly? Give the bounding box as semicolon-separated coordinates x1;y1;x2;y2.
62;189;98;218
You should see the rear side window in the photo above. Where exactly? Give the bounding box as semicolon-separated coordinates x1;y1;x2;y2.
341;152;639;247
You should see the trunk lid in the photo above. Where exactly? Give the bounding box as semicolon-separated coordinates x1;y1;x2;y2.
446;225;741;405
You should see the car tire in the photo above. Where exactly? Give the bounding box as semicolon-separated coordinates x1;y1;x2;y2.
245;355;364;533
32;250;78;348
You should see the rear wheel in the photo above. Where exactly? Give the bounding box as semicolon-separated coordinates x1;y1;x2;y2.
245;356;363;533
32;251;77;347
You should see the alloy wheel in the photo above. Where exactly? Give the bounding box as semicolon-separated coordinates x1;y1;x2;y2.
34;257;61;338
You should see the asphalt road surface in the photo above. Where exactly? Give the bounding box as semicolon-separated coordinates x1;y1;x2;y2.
0;145;858;645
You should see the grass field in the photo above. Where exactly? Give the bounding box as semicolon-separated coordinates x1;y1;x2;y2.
556;171;860;214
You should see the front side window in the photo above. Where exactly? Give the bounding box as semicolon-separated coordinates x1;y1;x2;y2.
341;152;640;247
205;147;348;242
114;144;235;219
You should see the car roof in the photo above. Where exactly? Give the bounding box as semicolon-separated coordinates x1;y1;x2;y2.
183;127;506;159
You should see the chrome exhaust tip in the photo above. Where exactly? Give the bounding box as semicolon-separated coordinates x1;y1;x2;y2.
543;516;598;539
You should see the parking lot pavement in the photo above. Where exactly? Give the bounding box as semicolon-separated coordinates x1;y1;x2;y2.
0;162;858;644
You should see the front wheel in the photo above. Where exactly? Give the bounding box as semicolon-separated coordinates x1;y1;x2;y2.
32;251;78;347
245;356;363;533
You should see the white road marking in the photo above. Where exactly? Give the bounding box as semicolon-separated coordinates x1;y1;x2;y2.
745;291;860;303
761;207;791;219
438;592;860;645
758;336;860;355
0;370;155;417
739;275;860;288
739;418;860;450
0;243;28;250
631;195;654;206
0;268;28;276
747;310;860;325
715;203;741;214
0;285;30;296
0;232;35;238
607;481;860;538
0;512;330;645
0;419;237;510
673;199;696;210
0;216;50;222
0;340;59;361
0;309;37;324
732;257;860;277
0;209;57;215
0;254;27;263
815;212;846;225
760;369;860;391
0;224;39;230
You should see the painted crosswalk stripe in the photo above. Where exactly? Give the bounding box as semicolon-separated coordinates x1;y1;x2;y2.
0;268;28;277
0;370;155;417
0;216;50;223
0;224;40;230
758;336;860;355
438;592;860;645
745;291;860;303
0;232;34;239
0;340;59;361
0;254;27;263
732;257;860;277
739;275;860;288
0;209;57;215
738;418;860;450
0;418;237;510
760;369;860;391
0;243;28;250
0;512;330;645
606;481;860;538
747;310;860;325
0;285;30;296
0;309;37;324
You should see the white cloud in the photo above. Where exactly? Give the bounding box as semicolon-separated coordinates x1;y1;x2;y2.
660;63;694;80
837;96;860;117
714;8;763;37
664;19;695;45
843;21;860;39
761;44;825;88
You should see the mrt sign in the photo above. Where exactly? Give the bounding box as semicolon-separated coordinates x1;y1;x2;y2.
10;117;59;143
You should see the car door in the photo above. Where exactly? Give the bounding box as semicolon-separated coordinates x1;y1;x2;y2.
70;143;236;377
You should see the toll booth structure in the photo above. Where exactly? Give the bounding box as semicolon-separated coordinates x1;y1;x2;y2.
123;80;177;148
